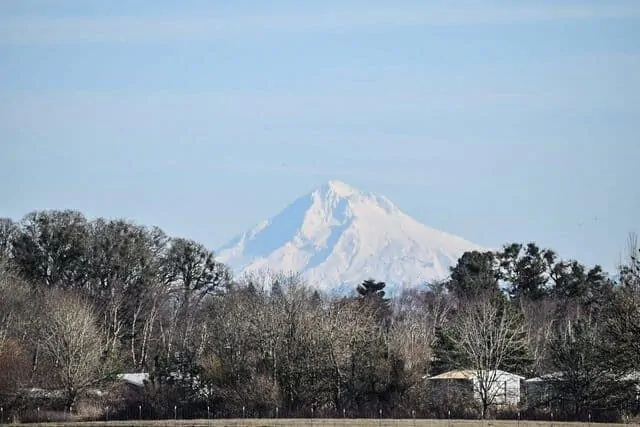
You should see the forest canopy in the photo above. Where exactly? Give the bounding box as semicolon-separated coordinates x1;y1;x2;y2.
0;210;638;422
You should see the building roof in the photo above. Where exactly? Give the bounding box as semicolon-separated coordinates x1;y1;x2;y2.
117;372;149;387
425;369;525;380
525;370;640;383
428;370;477;380
524;372;564;383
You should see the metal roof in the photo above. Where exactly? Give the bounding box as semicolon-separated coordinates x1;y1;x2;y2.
425;369;525;380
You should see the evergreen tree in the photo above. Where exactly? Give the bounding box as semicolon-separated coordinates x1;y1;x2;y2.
447;251;500;300
357;278;387;298
429;326;468;375
356;278;392;324
550;260;613;318
498;242;555;302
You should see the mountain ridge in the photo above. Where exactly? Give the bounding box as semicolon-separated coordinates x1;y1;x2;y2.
216;180;485;292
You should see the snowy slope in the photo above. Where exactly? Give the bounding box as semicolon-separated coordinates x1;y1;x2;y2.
216;180;485;293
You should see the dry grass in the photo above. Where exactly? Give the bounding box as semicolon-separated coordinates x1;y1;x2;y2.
23;419;638;427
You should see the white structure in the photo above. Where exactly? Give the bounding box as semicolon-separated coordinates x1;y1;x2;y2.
426;369;524;405
117;372;149;388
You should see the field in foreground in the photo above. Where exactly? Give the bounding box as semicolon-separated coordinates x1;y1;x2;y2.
22;419;638;427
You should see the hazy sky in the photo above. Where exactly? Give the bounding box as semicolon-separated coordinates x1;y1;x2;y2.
2;0;639;274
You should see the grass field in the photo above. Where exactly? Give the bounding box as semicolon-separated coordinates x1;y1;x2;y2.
21;419;639;427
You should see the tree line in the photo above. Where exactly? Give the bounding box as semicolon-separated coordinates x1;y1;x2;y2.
0;210;638;422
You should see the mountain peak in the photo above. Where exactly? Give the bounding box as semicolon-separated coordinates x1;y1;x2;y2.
217;183;485;293
311;180;398;215
321;180;358;197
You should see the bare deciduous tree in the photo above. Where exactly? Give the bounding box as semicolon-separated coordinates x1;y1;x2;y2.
520;297;556;376
0;270;31;411
391;284;453;378
38;290;108;409
11;210;90;290
621;232;639;292
0;218;16;263
454;295;528;418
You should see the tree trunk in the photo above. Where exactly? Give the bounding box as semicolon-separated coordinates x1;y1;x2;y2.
66;386;77;412
481;399;489;419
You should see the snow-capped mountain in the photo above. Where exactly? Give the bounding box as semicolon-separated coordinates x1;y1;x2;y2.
216;180;485;293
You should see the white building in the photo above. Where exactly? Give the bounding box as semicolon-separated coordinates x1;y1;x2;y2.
117;372;149;388
426;369;524;406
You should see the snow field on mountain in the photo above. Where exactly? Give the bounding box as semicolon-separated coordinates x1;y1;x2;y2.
217;181;485;292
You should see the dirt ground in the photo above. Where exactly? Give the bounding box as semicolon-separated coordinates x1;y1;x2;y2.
23;419;639;427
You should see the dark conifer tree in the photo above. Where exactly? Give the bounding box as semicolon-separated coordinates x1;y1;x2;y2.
357;278;392;324
498;242;555;302
446;251;500;300
429;326;468;375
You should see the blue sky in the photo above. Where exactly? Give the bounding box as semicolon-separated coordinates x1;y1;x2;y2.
1;0;639;274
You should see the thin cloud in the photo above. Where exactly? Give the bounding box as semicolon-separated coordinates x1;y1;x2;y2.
0;88;590;132
2;81;634;138
2;4;640;45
